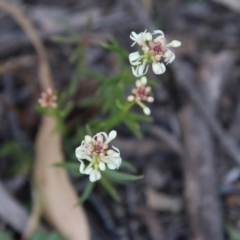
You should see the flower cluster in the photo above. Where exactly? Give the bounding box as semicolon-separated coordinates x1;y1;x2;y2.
75;130;122;182
129;30;181;77
38;88;57;108
128;76;154;115
72;29;181;181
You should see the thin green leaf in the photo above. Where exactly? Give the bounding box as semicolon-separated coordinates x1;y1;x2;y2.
101;41;128;58
123;118;142;138
120;161;137;173
85;124;93;136
79;95;100;107
79;181;95;203
100;177;121;202
69;47;83;63
61;101;74;119
127;112;152;122
104;170;143;182
53;162;82;177
84;70;107;82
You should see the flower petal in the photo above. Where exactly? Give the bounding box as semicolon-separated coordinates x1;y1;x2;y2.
153;30;165;43
105;130;117;144
143;107;151;115
165;40;181;48
164;50;175;64
141;76;147;85
145;32;152;41
131;65;140;77
90;170;101;182
129;52;141;65
107;156;122;170
93;132;108;141
75;146;85;160
79;160;85;174
85;167;93;175
89;171;96;182
99;162;106;171
136;80;142;87
76;147;93;161
130;31;147;46
152;62;166;75
147;96;154;102
132;61;149;77
153;30;164;36
85;135;92;143
127;95;134;102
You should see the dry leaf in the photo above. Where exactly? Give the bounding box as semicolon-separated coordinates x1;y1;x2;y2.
34;117;89;240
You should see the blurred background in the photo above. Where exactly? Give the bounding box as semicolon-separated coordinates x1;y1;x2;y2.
1;0;240;239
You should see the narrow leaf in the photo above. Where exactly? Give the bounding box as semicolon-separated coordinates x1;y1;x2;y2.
120;161;137;173
100;177;121;202
104;170;143;182
79;182;95;203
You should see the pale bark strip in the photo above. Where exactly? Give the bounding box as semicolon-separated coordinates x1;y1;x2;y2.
34;117;90;240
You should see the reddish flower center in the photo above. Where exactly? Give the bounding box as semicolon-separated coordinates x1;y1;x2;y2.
93;142;105;154
149;41;167;55
132;85;151;101
45;94;52;103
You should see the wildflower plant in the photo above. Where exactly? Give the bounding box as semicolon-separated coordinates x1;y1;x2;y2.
41;26;181;202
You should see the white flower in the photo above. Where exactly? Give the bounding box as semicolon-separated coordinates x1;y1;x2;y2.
129;30;181;76
127;76;154;115
75;130;122;182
